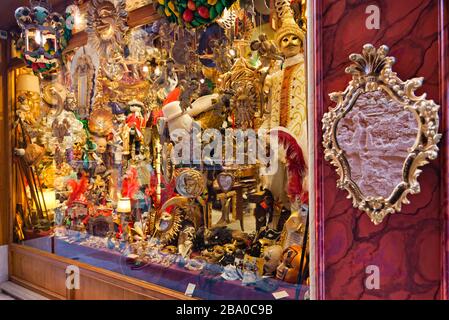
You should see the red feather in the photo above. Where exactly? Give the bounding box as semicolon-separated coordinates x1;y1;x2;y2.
67;175;89;206
122;168;140;199
270;127;308;204
145;170;176;209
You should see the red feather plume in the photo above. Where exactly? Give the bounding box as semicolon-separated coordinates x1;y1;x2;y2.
145;170;176;209
67;175;89;207
271;127;308;204
122;168;140;200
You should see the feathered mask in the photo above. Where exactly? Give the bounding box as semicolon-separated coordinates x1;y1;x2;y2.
67;175;89;207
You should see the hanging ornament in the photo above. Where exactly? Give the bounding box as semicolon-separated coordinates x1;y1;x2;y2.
156;0;238;29
15;0;73;77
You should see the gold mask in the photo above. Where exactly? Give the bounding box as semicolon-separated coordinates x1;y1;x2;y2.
280;34;302;58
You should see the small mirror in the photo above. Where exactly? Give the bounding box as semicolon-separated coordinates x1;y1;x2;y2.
322;44;441;225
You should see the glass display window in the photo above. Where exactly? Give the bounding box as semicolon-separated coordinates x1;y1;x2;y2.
10;0;310;300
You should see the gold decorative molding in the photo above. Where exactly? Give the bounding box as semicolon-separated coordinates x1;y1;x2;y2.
322;44;441;225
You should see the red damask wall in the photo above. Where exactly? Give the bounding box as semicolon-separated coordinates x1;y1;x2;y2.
312;0;449;299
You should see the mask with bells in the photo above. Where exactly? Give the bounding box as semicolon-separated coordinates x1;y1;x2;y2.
220;243;237;266
276;245;305;283
249;228;282;257
201;245;225;264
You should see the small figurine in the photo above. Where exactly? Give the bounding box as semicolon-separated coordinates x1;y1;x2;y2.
178;223;196;258
122;100;147;159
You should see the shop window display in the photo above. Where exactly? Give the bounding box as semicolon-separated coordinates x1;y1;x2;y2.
12;0;310;300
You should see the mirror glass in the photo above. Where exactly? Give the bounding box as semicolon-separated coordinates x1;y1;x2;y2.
336;91;419;199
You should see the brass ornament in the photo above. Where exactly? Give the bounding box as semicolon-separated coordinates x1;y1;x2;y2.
155;196;188;244
87;0;128;81
88;108;114;136
175;169;206;198
322;44;441;225
220;58;261;129
87;0;128;56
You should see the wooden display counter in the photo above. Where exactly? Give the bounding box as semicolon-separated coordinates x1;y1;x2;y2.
9;244;192;300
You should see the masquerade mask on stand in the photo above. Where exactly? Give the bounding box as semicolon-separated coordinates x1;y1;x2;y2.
15;1;73;76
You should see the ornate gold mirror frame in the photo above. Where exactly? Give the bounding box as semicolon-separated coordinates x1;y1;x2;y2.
322;44;441;225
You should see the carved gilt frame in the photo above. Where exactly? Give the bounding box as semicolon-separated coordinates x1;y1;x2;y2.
322;44;441;225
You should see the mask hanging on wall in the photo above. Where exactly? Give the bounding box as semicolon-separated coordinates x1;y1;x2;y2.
15;0;73;77
87;0;129;81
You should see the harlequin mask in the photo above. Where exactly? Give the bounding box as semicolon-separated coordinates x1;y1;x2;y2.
15;2;72;76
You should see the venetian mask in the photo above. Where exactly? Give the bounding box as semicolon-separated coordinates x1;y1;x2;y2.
202;245;225;263
157;212;172;232
223;243;236;255
275;1;305;59
280;34;302;58
276;245;303;283
262;245;283;276
15;4;72;76
161;245;177;255
178;225;195;258
87;0;128;56
176;169;205;198
213;245;225;260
